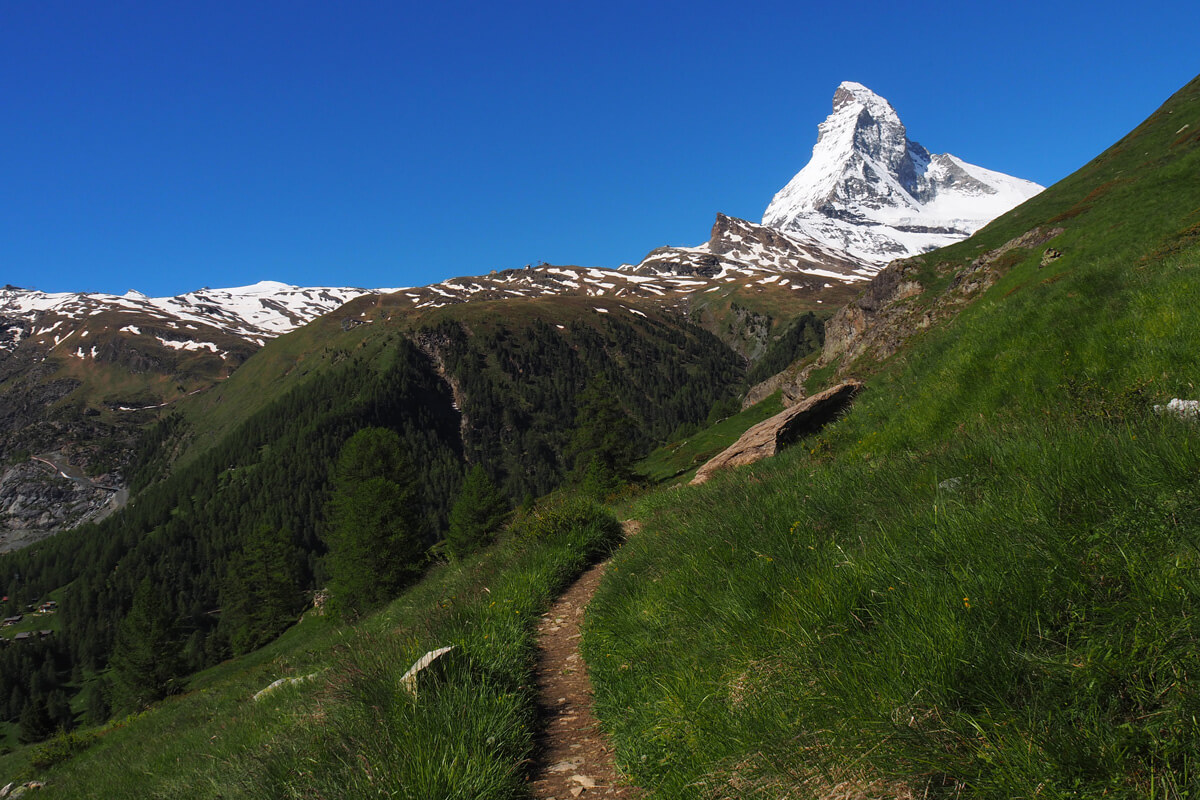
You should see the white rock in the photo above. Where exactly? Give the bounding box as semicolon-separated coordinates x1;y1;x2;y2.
400;645;456;697
1154;398;1200;419
253;672;320;702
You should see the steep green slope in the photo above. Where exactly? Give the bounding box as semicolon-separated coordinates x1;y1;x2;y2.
587;74;1200;798
6;337;464;674
0;501;621;798
414;296;745;497
0;290;743;737
172;294;745;497
829;73;1200;435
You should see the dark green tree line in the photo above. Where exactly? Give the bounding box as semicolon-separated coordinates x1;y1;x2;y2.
446;465;509;559
323;428;425;616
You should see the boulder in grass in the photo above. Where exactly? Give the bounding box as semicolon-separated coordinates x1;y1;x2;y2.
253;672;320;702
691;381;864;485
1154;398;1200;420
400;645;456;697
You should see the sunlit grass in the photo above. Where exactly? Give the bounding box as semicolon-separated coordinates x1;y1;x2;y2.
0;499;621;798
585;77;1200;799
588;418;1200;798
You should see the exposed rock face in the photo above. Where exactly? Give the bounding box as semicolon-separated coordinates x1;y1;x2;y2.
763;82;1043;265
622;212;870;359
821;260;927;366
691;381;863;485
626;212;873;286
821;227;1065;372
0;457;126;553
741;363;815;410
400;645;456;697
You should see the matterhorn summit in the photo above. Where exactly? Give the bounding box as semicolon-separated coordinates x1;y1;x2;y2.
763;81;1043;265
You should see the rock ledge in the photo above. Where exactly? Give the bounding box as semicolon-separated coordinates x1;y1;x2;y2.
691;381;863;485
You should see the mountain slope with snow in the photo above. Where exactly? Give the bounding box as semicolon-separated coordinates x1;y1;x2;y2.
763;82;1043;265
0;280;392;548
0;280;385;352
623;212;874;286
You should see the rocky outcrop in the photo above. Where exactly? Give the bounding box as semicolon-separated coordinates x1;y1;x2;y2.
741;358;821;410
253;672;321;702
0;457;127;553
821;258;927;366
741;369;794;410
691;381;863;485
821;227;1064;372
401;645;456;697
626;212;869;284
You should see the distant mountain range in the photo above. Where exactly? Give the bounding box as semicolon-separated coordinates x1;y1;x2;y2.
0;281;386;357
1;82;1041;370
0;82;1042;546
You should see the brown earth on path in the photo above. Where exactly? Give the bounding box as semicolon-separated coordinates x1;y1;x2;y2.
528;521;643;799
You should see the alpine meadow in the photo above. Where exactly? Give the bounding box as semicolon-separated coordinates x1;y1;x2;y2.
0;63;1199;800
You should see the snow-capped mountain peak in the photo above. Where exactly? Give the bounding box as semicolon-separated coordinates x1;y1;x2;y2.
833;81;889;113
0;281;385;360
763;83;1043;265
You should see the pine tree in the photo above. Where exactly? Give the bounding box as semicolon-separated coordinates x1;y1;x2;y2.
219;525;303;655
446;465;509;559
323;428;424;616
18;698;54;744
46;688;73;731
567;378;642;479
83;678;111;725
109;578;185;711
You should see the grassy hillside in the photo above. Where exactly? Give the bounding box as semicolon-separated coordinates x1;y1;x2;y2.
585;75;1200;798
0;280;745;753
0;500;621;798
2;71;1196;800
173;294;744;488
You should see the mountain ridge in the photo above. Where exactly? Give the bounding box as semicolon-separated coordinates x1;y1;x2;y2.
0;80;1042;549
763;81;1043;264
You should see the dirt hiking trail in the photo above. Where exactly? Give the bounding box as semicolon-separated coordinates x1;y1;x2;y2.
528;520;643;799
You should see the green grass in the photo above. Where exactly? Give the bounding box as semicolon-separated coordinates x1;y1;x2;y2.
584;75;1200;798
0;500;622;798
6;72;1197;800
634;393;785;484
588;418;1200;798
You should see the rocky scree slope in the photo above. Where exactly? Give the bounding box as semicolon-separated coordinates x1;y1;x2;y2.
0;281;385;547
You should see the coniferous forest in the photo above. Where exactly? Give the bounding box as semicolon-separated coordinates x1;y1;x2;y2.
0;305;745;734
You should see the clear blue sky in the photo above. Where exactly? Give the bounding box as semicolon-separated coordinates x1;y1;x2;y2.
3;0;1198;297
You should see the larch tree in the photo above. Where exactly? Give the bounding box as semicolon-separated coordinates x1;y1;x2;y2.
446;464;509;559
323;427;424;617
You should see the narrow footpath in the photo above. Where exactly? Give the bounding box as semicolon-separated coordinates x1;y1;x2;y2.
528;521;643;799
